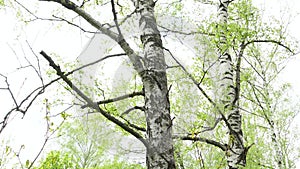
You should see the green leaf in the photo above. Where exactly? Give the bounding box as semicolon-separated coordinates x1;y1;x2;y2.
60;112;69;120
25;160;30;168
5;146;10;154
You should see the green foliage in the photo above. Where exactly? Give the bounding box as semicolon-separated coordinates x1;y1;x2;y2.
35;151;145;169
34;151;78;169
58;115;114;168
89;159;145;169
0;140;14;169
174;0;299;168
37;0;299;167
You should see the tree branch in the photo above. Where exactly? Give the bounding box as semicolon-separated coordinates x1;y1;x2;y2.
52;15;99;34
40;50;148;147
120;106;145;117
195;117;222;134
39;0;145;74
158;24;215;36
111;0;123;38
81;91;144;108
121;116;146;132
163;47;240;142
245;40;294;54
39;0;118;39
163;47;216;107
174;135;226;151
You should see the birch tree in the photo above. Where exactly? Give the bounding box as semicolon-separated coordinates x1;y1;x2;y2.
38;0;176;168
0;0;299;169
215;0;245;167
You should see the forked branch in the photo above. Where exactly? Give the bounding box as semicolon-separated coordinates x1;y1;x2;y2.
40;50;148;147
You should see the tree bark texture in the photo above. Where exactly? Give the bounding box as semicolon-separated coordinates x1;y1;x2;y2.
138;1;176;168
216;0;245;168
264;87;283;169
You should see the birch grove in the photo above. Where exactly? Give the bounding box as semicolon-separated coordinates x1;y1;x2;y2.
0;0;299;168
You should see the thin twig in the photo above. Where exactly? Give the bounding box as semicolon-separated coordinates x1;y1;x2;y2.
111;0;123;40
52;15;99;34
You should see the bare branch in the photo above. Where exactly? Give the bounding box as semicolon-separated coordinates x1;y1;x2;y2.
158;24;215;36
245;40;294;54
15;0;100;33
14;0;63;23
163;47;216;107
174;134;226;151
82;91;144;108
121;116;146;132
111;0;123;38
13;145;25;169
242;56;264;80
40;50;148;147
163;47;240;143
39;0;145;74
71;53;126;74
120;106;145;117
26;41;45;87
28;100;67;169
118;8;138;26
0;51;124;133
196;117;222;134
39;0;119;40
52;15;99;34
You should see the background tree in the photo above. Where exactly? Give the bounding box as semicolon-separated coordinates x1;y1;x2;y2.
58;115;114;168
33;150;78;169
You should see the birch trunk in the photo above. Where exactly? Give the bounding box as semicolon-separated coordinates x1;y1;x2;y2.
138;1;176;168
216;0;245;168
264;83;283;169
271;121;283;169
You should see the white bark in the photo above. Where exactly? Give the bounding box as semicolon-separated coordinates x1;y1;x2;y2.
271;121;283;169
138;1;176;168
264;86;283;169
216;0;245;168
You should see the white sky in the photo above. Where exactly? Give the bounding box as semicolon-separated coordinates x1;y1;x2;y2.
0;0;300;168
